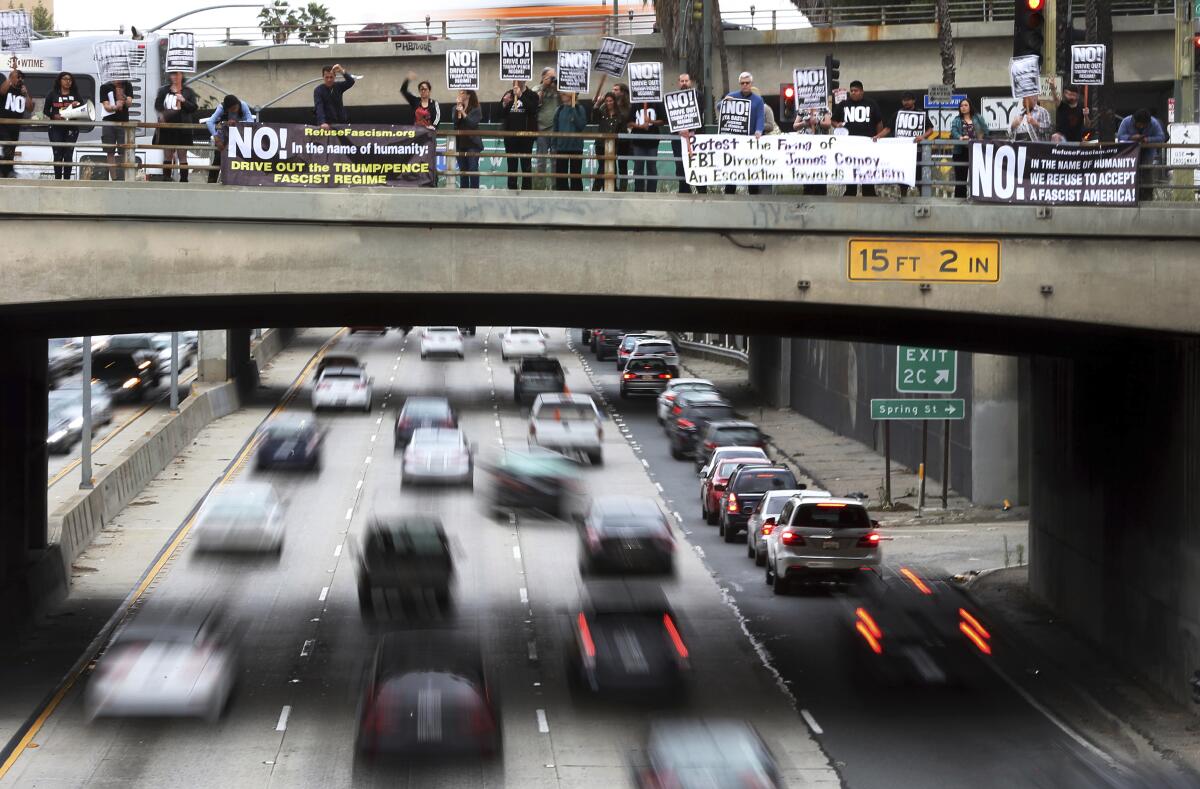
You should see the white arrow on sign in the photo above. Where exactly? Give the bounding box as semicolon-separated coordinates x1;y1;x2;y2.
934;369;950;385
945;404;957;415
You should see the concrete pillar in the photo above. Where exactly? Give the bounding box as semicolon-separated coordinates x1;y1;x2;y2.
748;336;790;407
227;328;258;399
197;329;228;383
970;353;1021;506
0;335;48;587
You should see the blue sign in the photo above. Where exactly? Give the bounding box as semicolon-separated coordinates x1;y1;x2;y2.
924;93;967;110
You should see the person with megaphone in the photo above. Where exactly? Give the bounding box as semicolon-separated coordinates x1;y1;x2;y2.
155;72;199;182
44;71;84;180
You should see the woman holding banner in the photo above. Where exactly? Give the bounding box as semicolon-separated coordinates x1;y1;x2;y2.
949;97;988;199
454;90;482;189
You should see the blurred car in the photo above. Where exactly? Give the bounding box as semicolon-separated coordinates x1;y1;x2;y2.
484;447;584;519
698;445;768;478
355;632;500;759
594;328;643;361
700;455;771;525
254;414;323;471
47;337;82;385
86;604;236;722
402;427;474;487
568;582;690;696
349;326;388;334
620;357;673;398
46;399;81;454
419;326;465;359
629;338;680;371
179;330;199;353
192;481;285;554
345;22;437;42
656;378;716;424
149;333;196;371
394;396;458;449
632;718;784;789
694;420;769;472
664;392;734;460
528;393;604;465
312;366;373;412
458;325;477;336
316;353;362;379
579;495;675;574
356;516;454;614
615;332;656;370
718;464;799;543
765;497;881;594
49;380;114;431
500;326;547;360
749;488;829;565
92;345;160;401
513;355;565;403
581;327;596;345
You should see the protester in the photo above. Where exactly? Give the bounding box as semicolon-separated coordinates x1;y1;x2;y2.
498;79;538;190
722;71;765;195
1009;95;1052;142
98;76;134;181
751;87;779;135
591;91;624;191
0;68;30;178
793;107;832;195
670;72;706;194
154;71;199;182
205;94;254;184
534;67;559;186
832;79;883;197
453;89;482;189
401;72;440;130
1052;85;1091;143
551;90;588;191
43;71;83;180
950;97;988;199
1117;108;1166;202
611;82;632;191
887;92;933;196
314;64;355;129
629;97;667;193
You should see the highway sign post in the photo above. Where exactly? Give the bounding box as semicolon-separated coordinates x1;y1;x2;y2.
896;346;957;393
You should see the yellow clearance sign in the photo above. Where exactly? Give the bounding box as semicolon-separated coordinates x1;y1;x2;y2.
848;238;1001;283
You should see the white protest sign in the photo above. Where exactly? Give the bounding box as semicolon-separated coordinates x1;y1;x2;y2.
893;110;927;138
93;40;139;82
594;37;634;77
665;88;703;132
981;96;1021;132
628;62;662;103
0;10;31;52
683;134;915;187
832;88;847;105
556;50;591;93
165;32;196;73
1070;44;1105;86
1167;123;1200;168
446;50;480;91
792;67;828;111
499;40;533;82
1010;55;1040;98
718;97;751;135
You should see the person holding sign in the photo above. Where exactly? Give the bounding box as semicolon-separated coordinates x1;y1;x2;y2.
43;71;83;180
454;89;482;189
832;80;883;197
499;79;538;190
1009;95;1051;142
628;98;666;193
722;72;765;195
671;73;706;194
550;91;588;191
590;91;623;192
154;71;199;182
793;107;832;195
1051;85;1090;144
314;64;355;129
534;68;560;186
949;97;988;199
0;68;29;178
99;76;134;181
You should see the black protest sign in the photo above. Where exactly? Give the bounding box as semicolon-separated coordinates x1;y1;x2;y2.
499;40;533;82
792;67;828;111
970;140;1139;206
893;110;927;138
1070;44;1105;86
718;97;751;135
222;123;437;188
165;32;196;73
629;62;662;103
594;37;634;77
556;50;591;93
665;89;703;132
446;50;480;91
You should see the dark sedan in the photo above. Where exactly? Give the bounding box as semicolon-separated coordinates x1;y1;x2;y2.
579;495;675;574
393;396;457;449
665;392;735;460
254;415;322;471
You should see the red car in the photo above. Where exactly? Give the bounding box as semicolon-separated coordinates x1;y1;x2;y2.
345;22;437;42
700;457;766;525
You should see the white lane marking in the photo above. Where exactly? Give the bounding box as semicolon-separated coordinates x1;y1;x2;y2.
355;480;363;490
536;709;549;733
801;709;824;735
333;544;342;558
655;482;664;492
318;586;329;602
300;639;314;657
527;640;538;661
370;435;376;442
641;459;650;468
376;417;382;425
364;456;372;464
345;508;354;520
275;705;292;731
519;587;529;604
512;546;522;560
673;512;683;523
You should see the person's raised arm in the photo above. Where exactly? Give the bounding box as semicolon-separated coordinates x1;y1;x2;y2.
400;73;418;106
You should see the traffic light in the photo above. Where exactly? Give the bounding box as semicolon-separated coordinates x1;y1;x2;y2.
1194;33;1200;75
824;54;840;90
692;0;703;22
780;83;796;124
1013;0;1045;59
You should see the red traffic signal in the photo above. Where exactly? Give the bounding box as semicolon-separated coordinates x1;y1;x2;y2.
783;85;795;100
1026;0;1044;10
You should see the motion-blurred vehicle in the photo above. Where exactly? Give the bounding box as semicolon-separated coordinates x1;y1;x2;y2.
316;352;362;379
629;338;680;371
179;330;199;353
579;495;675;574
49;380;114;431
254;414;323;471
356;516;454;614
664;392;734;460
86;604;236;722
355;631;499;759
484;447;584;519
568;582;690;696
513;355;566;403
402;427;474;487
620;356;673;398
594;328;643;361
656;378;716;424
718;464;799;543
47;337;82;385
349;326;388;334
312;366;373;412
749;488;829;565
528;393;604;465
581;327;596;345
615;332;656;369
420;326;465;359
698;445;768;478
700;454;771;525
149;333;195;371
91;345;160;401
632;718;784;789
694;420;769;472
458;325;477;336
193;481;285;554
394;396;458;449
765;497;881;594
500;326;547;360
345;22;437;42
46;399;81;454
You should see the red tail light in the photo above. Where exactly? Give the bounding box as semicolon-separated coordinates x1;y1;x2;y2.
577;612;596;658
855;608;884;654
780;529;804;546
704;441;716;449
899;566;932;594
317;383;330;390
657;373;671;379
671;404;682;416
857;532;882;548
469;700;495;735
761;517;777;535
663;614;689;659
664;393;677;402
440;419;454;428
529;424;537;436
726;492;739;513
676;418;695;430
622;372;635;380
959;608;992;655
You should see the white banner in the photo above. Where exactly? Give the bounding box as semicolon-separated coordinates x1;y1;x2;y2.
446;49;480;91
1010;55;1040;99
628;61;662;103
499;40;533;82
682;133;916;187
556;50;590;93
165;32;196;73
1070;44;1105;86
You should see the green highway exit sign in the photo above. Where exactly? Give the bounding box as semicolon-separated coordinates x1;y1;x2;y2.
896;346;957;394
871;398;966;420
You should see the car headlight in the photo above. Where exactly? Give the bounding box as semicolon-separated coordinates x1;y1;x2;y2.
122;377;140;389
48;430;67;442
138;360;152;369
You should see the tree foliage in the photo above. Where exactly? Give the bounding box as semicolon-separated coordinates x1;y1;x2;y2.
257;1;335;44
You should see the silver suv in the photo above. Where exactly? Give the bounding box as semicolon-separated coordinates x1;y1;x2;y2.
764;497;881;594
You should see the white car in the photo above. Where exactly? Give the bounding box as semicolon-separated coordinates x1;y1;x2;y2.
528;393;604;465
501;326;547;360
420;326;465;359
150;333;196;371
312;366;372;412
656;378;716;424
749;489;831;566
629;338;680;370
402;427;474;487
764;497;881;594
192;482;285;554
698;445;769;478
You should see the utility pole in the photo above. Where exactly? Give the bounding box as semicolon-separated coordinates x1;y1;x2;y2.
702;0;714;124
1042;0;1058;104
1172;0;1197;196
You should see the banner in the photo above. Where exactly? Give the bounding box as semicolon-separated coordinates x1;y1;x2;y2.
682;133;916;187
628;61;662;103
893;110;927;138
165;32;196;73
718;97;751;135
0;10;31;52
665;88;702;132
792;67;828;111
970;140;1139;206
446;49;480;91
1009;55;1039;98
222;123;437;188
1070;44;1105;86
499;40;533;82
594;37;634;77
556;50;591;93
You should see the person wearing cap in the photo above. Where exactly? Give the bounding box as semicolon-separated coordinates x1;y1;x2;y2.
722;71;765;195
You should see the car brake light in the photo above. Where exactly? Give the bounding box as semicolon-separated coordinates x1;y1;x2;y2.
761;517;776;535
817;502;847;508
899;566;931;594
577;612;595;658
657;373;671;379
676;418;694;430
664;393;677;402
780;529;804;546
663;614;688;659
857;532;882;548
855;608;884;654
317;383;330;390
726;492;739;513
622;372;635;380
704;441;716;449
671;405;682;415
959;608;992;654
529;424;537;436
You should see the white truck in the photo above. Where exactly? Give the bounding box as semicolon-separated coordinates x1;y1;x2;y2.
528;393;604;465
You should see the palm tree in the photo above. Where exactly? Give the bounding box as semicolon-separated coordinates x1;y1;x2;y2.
258;0;297;44
297;3;336;44
935;0;955;87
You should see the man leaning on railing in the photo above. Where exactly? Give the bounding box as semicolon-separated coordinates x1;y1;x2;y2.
205;95;255;185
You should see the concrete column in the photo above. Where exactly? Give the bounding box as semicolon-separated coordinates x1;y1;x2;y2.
970;353;1021;506
748;336;787;407
0;335;48;587
197;329;228;383
227;328;258;398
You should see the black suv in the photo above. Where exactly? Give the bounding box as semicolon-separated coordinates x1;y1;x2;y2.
513;356;566;403
92;345;160;401
694;419;768;472
718;464;799;543
665;392;735;460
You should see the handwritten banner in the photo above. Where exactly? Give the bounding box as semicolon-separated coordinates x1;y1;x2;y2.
683;133;916;187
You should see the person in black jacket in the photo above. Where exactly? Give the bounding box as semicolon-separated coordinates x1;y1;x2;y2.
454;89;482;189
498;79;537;191
314;64;355;129
0;69;31;178
44;71;83;180
154;71;199;182
401;72;441;130
590;91;622;191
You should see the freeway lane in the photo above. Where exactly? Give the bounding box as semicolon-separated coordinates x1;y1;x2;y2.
3;328;838;788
